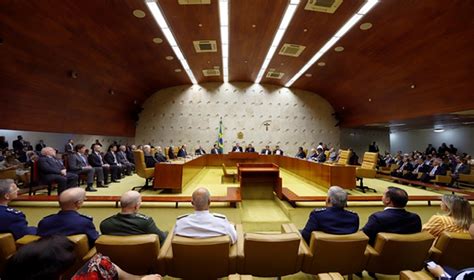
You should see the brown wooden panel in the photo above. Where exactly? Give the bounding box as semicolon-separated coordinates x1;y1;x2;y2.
229;0;288;82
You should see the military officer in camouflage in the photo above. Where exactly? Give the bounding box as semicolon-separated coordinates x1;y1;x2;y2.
301;186;359;245
37;187;99;246
100;190;168;244
0;179;36;239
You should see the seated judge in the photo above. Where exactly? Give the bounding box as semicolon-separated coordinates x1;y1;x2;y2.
310;148;326;162
143;145;158;167
177;144;187;158
261;145;272;155
38;147;78;194
232;143;243;153
168;145;176;160
244;143;255;153
154;146;168;163
210;144;220;154
300;186;359;245
273;145;283;156
295;147;306;159
195;145;206;155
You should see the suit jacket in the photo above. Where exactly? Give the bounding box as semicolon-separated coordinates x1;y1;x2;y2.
104;152;119;166
177;148;187;158
210;148;219;154
12;140;24;151
65;143;74;153
261;149;271;155
68;153;89;172
168;149;176;159
362;208;422;245
116;151;129;164
245;147;255;153
35;143;45;152
126;150;135;164
273;149;284;155
295;151;306;159
154;152;167;163
38;155;64;175
88;152;105;167
428;165;447;176
301;207;359;245
454;163;470;174
195;148;206;155
232;146;243;152
315;152;326;162
144;155;158;168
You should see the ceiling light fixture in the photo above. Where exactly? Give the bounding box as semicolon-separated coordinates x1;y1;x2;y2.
218;0;229;82
285;0;378;87
255;0;301;84
145;0;197;84
434;128;445;133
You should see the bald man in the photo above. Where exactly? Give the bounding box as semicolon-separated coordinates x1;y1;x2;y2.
38;147;78;194
100;191;168;244
37;187;99;246
174;187;237;244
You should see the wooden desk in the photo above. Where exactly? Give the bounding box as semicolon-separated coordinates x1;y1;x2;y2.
237;163;282;199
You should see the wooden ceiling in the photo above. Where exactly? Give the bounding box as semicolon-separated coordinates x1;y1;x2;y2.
0;0;473;136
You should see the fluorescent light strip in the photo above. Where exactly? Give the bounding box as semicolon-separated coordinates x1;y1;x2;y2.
145;0;198;84
219;0;229;82
285;0;378;87
255;0;300;84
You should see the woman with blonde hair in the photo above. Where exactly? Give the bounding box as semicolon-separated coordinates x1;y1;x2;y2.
423;194;472;237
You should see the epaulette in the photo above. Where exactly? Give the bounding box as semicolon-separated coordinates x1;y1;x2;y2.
313;208;326;213
79;213;93;220
177;214;189;220
6;207;22;215
347;209;358;215
212;213;226;219
135;213;150;220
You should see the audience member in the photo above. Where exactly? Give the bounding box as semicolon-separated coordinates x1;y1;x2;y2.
448;157;471;187
425;144;436;155
391;155;413;178
12;135;25;153
65;139;74;154
231;143;243;152
117;145;134;175
68;144;97;192
438;143;448;156
37;187;99;246
100;191;168;244
0;179;36;239
261;145;272;155
273;145;283;155
403;157;428;180
300;186;359;245
295;146;306;159
0;136;8;151
104;145;125;178
35;139;46;152
195;145;206;155
89;144;120;183
422;194;472;237
419;158;446;183
0;154;31;185
3;235;162;280
177;144;187;157
38;147;78;194
362;186;422;245
368;141;379;153
174;187;237;244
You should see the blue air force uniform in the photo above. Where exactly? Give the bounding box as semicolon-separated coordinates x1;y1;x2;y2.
37;210;99;246
301;207;359;245
0;205;37;239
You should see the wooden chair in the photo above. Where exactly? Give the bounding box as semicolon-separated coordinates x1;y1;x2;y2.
355;152;378;193
131;150;155;192
222;163;237;183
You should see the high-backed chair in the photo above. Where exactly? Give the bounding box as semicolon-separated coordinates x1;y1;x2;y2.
430;171;452;185
222;163;237;183
429;231;474;270
237;224;308;277
336;150;351;165
302;231;369;276
95;234;162;275
355;152;378;193
458;167;474;186
400;270;432;280
161;225;242;279
0;233;16;275
365;232;435;275
132;150;155;192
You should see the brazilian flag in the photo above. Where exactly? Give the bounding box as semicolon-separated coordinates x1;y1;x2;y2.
217;118;224;154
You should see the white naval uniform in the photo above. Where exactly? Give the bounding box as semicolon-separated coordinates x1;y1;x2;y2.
174;210;237;244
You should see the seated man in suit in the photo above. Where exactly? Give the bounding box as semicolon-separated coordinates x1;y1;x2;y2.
117;145;134;176
295;147;306;159
104;145;125;179
448;157;471;187
177;144;187;158
154;146;168;163
37;187;99;247
314;147;326;162
419;158;446;183
88;144;120;184
362;186;422;245
0;179;37;239
143;145;158;167
126;144;136;164
403;157;428;180
390;155;413;178
261;145;272;155
64;139;74;154
231;143;243;153
307;148;317;160
168;145;176;159
67;144;97;192
38;147;78;194
300;186;359;245
174;187;237;244
244;143;255;153
195;145;206;156
100;191;168;245
273;145;284;156
210;144;219;154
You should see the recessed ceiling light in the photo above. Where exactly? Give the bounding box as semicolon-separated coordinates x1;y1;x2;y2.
317;62;326;66
462;121;474;125
198;23;203;27
244;60;248;63
334;46;344;52
207;60;211;64
175;68;182;72
109;89;115;95
134;100;138;105
280;62;285;66
305;73;312;77
303;28;308;32
165;56;174;60
359;22;373;30
133;9;146;18
152;37;163;44
434;128;444;133
410;84;416;89
252;24;256;28
69;70;78;79
219;0;229;82
342;106;345;110
368;98;372;102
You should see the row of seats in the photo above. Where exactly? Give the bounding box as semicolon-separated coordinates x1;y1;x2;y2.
2;224;473;279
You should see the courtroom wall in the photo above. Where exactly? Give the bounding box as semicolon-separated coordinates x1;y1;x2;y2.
340;128;390;160
0;129;134;153
135;82;340;154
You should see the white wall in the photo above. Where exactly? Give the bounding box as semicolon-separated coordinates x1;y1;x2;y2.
390;126;474;155
340;128;390;159
0;129;134;152
135;82;340;154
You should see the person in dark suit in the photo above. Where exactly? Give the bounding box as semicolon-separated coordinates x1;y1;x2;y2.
210;144;219;154
177;144;187;158
448;157;471;187
0;179;37;239
35;140;46;152
0;136;8;151
231;143;243;152
368;141;379;153
273;145;283;156
261;145;272;155
154;146;168;163
37;187;99;247
295;146;306;159
104;145;125;179
419;158;446;183
244;144;255;153
88;144;119;184
425;144;437;155
168;146;176;160
12;135;25;153
117;145;134;175
403;158;429;180
301;186;359;245
38;147;78;194
64;139;74;154
315;148;326;162
362;186;422;245
390;156;413;178
195;146;206;155
142;145;158;167
68;144;106;192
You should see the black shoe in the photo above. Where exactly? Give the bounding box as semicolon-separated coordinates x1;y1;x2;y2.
86;187;98;192
111;180;121;183
97;184;108;188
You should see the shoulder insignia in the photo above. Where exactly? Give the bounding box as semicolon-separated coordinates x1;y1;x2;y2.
79;213;93;220
135;213;150;220
177;214;189;220
347;209;357;215
6;207;22;215
313;208;326;213
212;213;226;219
